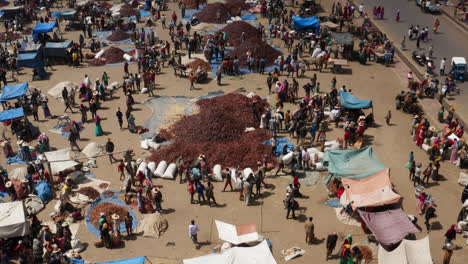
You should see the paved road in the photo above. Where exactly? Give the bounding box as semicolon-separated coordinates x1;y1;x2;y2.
361;0;468;115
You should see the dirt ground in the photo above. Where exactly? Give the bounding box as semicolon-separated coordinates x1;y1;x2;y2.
1;0;467;263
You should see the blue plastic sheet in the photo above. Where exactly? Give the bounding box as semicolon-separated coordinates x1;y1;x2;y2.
49;121;85;139
292;16;320;31
324;199;342;208
263;137;294;157
139;9;150;17
339;90;373;109
85;191;137;238
34;181;52;202
0;83;29;102
241;14;257;21
96;256;145;264
7;152;36;165
0;108;24;121
182;5;206;20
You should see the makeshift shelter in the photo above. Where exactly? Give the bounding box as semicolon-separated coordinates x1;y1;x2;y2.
183;240;276;264
0;108;24;122
136;213;169;238
378;236;433;264
339;90;373;109
323;146;386;185
44;148;80;174
45;40;73;57
215;220;259;245
32;21;58;42
0;6;25;20
8;166;28;181
0;83;29;102
358;208;420;245
18;42;43;53
0;201;30;238
17;52;47;78
292;16;320;34
96;256;146;264
341;168;401;209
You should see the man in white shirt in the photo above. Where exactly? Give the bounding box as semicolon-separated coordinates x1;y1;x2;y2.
358;4;364;17
189;220;199;247
440;57;446;76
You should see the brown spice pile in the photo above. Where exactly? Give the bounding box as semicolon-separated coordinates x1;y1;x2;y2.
77;187;100;200
195;3;230;24
88;59;106;66
107;29;130;41
99;183;109;189
89;202;129;227
149;93;277;169
224;0;251;17
228;39;282;67
219;21;261;46
120;7;139;17
102;47;126;64
186;58;211;71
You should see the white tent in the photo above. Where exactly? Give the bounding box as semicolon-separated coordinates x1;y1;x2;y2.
378;236;433;264
183;240;276;264
44;148;79;174
0;202;30;238
215;220;259;245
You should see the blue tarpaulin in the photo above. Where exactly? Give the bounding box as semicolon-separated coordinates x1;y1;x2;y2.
34;181;52;202
96;256;145;264
264;137;294;157
0;108;24;121
51;10;76;19
17;52;47;78
45;40;72;48
323;146;386;185
33;22;58;43
46;40;73;57
0;83;29;102
292;16;320;33
339;90;373;109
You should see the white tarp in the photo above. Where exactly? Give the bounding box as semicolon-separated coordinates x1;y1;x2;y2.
215;220;259;245
0;202;30;238
45;148;79;174
378;236;433;264
48;81;78;99
183;240;276;264
70;176;110;205
8;167;28;181
81;142;104;158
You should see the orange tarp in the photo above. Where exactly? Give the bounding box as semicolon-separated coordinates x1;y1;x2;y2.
341;168;401;209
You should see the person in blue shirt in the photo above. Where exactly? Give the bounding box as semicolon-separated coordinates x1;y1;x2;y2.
196;182;206;205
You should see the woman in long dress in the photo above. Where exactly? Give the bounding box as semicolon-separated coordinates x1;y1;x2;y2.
41;95;52;118
450;140;459;164
128;114;136;133
94;114;103;136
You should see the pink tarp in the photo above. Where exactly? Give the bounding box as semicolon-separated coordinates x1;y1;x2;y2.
342;168;401;209
358;208;420;245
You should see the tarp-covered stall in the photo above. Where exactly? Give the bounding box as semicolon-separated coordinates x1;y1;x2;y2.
0;83;29;102
0;201;30;238
32;21;58;42
215;220;259;245
342;168;401;209
45;40;73;57
339;90;373;109
378;236;433;264
96;256;146;264
44;148;80;174
358;208;420;245
183;240;276;264
17;52;47;78
323;146;386;184
292;16;320;34
0;107;24;122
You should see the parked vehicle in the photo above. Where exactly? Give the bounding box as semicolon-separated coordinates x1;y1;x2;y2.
451;57;466;82
416;0;441;13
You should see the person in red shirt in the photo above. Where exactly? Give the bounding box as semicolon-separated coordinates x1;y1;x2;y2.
118;161;125;180
171;11;177;24
188;181;195;204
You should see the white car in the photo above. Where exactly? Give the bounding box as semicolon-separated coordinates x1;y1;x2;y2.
416;0;442;13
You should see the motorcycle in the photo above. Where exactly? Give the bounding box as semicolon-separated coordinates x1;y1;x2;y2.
426;60;435;75
412;51;428;66
424;79;439;98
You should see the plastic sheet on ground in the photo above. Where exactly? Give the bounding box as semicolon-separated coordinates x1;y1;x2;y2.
139;9;150;17
299;171;321;186
182;5;207;20
85;191;137;238
95;256;146;264
378;236;433;264
280;247;305;261
136;213;168;238
263;137;294;157
324;199;341;208
48;81;79;99
339;90;373;109
81;142;105;158
70;176;110;205
6;152;36;165
24;194;45;215
49;121;84;139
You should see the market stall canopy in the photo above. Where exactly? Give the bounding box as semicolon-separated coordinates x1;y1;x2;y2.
292;16;320;33
45;40;73;57
378;236;433;264
339;90;373;109
323;146;386;185
215;220;259;244
18;41;43;53
0;201;31;239
8;166;28;181
32;21;58;42
330;32;354;45
0;107;24;122
17;52;47;78
341;168;401;209
0;83;29;102
95;256;146;264
358;208;420;245
44;148;80;174
183;240;277;264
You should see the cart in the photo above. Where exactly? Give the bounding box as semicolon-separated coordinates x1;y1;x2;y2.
330;59;348;73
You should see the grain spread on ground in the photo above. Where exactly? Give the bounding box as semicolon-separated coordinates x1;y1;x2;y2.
149;93;276;169
77;187;100;200
219;21;262;46
228;39;282;68
102;47;127;64
186;58;211;71
195;3;230;24
89;202;129;227
224;0;251;17
106;29;131;41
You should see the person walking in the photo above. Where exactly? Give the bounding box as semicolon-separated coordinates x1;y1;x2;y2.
422;163;433;186
205;182;217;206
396;9;400;22
222;168;233;191
189;220;199;249
105;138;116;163
116;107;124;130
304;217;315;244
440;58;446;76
94;114;104;136
385;110;392;125
413;162;422;186
124;212;133;237
326;232;338;261
424;203;436;232
189;73;195;90
443;243;455;264
285;193;298;219
118;160;125;180
188;180;195;204
153;187;163;213
243;178;252;206
196;182;206;205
